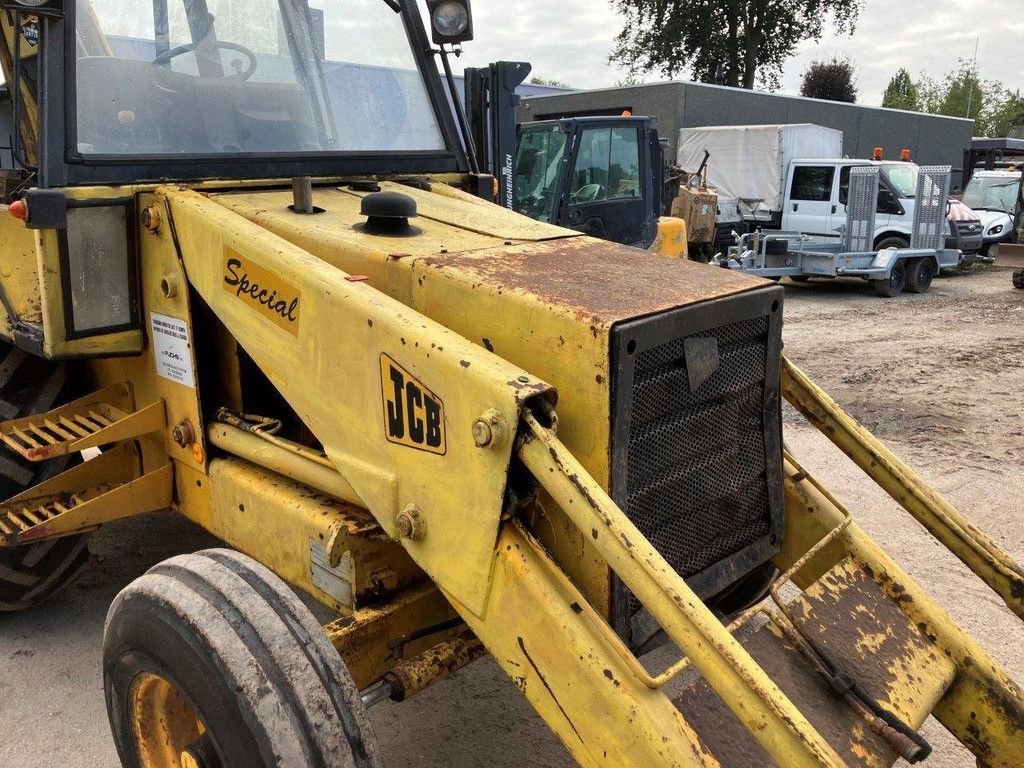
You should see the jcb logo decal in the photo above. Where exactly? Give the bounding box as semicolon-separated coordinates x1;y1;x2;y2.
380;354;446;455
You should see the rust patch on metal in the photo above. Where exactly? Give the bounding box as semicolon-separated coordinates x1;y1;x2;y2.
674;556;958;767
420;238;769;327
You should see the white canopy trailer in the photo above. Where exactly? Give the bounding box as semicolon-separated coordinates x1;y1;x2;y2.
678;124;843;222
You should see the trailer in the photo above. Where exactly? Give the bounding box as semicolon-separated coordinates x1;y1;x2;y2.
716;166;962;296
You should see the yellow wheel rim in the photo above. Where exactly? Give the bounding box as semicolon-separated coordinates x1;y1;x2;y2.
129;672;208;768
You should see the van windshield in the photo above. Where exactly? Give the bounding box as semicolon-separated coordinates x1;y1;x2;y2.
962;174;1022;213
75;0;446;156
880;164;919;198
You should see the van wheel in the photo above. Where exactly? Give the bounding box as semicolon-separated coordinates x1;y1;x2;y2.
104;549;382;768
873;260;907;297
905;258;935;293
875;235;909;251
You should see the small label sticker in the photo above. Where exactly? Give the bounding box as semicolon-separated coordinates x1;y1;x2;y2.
223;248;301;336
150;312;195;388
380;353;446;455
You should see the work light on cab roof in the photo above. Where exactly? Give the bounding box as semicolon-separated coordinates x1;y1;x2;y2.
427;0;473;44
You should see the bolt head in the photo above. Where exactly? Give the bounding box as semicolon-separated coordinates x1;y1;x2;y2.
471;418;493;447
141;206;162;233
472;408;507;449
395;505;426;540
171;419;195;449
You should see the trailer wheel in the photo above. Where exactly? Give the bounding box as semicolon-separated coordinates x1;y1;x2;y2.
0;343;90;611
104;549;382;768
905;258;935;293
873;260;906;297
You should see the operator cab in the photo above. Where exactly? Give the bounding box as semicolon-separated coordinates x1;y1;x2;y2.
514;116;663;248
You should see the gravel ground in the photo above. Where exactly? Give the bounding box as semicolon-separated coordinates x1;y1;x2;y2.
1;265;1021;767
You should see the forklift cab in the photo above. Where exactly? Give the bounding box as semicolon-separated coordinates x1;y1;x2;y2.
514;116;663;248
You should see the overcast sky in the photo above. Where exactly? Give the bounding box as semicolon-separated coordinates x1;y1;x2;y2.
450;0;1024;107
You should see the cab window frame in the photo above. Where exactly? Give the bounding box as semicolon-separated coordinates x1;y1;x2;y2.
790;164;836;203
32;0;470;187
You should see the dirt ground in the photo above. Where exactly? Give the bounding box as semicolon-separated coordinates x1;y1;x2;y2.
1;265;1021;768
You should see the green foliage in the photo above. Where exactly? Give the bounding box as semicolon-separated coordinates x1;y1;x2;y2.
881;68;919;111
609;0;862;91
989;91;1024;138
800;57;858;103
882;60;1021;137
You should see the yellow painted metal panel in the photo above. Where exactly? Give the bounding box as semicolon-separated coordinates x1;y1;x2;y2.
161;186;554;616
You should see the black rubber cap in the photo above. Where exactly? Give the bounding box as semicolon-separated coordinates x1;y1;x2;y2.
361;191;417;221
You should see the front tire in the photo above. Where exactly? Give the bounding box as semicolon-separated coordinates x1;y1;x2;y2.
104;549;381;768
905;257;935;294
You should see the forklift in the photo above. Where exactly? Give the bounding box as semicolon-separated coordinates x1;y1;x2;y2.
465;61;690;255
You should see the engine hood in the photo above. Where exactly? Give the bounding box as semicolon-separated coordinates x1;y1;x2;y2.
211;180;769;329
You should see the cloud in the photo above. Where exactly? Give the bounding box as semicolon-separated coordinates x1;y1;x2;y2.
444;0;1023;105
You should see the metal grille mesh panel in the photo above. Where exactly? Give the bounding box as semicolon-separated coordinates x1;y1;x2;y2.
845;166;878;252
624;316;775;615
911;165;952;251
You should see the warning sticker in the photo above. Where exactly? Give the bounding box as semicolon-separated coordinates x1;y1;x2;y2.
150;312;195;388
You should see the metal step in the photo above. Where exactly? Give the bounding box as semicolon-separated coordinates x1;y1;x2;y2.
0;442;173;545
0;382;165;462
673;556;958;767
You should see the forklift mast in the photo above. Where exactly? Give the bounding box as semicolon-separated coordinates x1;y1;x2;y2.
464;61;533;211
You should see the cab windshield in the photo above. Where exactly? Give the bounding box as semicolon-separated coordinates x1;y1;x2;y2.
962;174;1022;213
514;124;567;223
75;0;446;156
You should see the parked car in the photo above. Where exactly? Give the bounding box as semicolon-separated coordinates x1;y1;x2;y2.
960;169;1021;254
946;199;984;259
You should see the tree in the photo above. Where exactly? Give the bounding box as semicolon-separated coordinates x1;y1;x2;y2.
937;59;986;123
989;91;1024;138
800;57;857;103
529;76;570;88
882;68;919;111
609;0;862;91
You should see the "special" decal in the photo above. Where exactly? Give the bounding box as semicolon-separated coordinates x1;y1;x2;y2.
223;248;300;336
380;354;446;455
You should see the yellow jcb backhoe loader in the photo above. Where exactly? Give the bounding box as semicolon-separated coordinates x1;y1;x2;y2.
0;1;1022;767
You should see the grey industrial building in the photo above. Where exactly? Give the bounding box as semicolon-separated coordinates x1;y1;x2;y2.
519;81;976;186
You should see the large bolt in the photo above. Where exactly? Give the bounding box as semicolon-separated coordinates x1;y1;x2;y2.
141;206;162;234
472;408;507;449
395;505;426;540
172;419;196;449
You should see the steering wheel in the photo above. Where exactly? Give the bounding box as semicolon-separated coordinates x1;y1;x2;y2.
152;40;258;81
572;183;604;203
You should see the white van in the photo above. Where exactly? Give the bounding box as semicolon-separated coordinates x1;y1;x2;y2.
783;159;982;253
